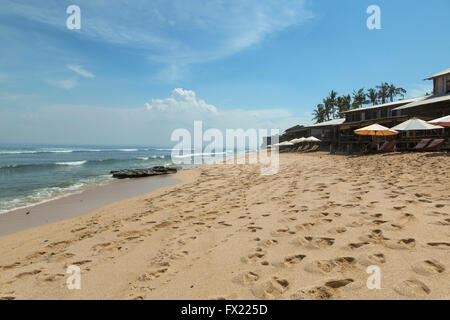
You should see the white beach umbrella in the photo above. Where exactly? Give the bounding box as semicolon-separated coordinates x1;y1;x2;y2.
391;117;444;131
289;138;304;144
305;136;321;142
428;115;450;127
273;141;294;147
354;124;398;136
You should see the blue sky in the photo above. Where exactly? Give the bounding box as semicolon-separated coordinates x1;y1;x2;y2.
0;0;449;145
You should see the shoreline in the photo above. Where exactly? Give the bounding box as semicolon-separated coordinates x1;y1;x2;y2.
0;174;180;237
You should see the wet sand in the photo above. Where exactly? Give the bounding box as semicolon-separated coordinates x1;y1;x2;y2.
0;176;178;237
0;152;449;300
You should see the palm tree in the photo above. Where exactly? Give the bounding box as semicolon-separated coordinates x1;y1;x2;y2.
312;103;326;123
322;97;333;121
388;83;407;102
328;90;338;119
367;88;379;105
352;88;368;109
336;94;351;115
376;82;390;104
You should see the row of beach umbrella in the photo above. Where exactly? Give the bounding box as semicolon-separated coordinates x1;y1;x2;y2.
354;116;449;138
268;115;449;148
269;136;321;147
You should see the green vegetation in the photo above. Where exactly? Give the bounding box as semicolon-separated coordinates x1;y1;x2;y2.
312;83;407;123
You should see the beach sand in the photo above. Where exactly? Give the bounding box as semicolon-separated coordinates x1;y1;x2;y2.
0;152;449;300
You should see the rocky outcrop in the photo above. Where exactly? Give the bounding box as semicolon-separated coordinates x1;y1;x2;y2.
110;166;178;179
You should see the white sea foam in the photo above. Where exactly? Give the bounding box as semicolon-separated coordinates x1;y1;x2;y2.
0;150;38;154
116;148;138;152
55;160;87;166
0;175;112;214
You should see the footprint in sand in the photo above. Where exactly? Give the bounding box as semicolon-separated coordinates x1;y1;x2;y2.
394;279;431;297
292;236;335;249
295;223;315;231
431;218;450;226
360;229;389;243
327;227;347;235
346;241;371;250
304;257;357;274
427;242;450;249
385;238;416;250
138;268;169;281
290;279;354;300
15;269;41;279
251;277;289;299
1;262;21;270
241;248;267;264
232;271;261;286
259;239;279;247
357;253;386;266
270;228;295;237
274;254;307;268
47;252;76;263
412;259;446;276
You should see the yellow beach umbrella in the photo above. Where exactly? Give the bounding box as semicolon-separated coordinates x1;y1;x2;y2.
354;124;398;136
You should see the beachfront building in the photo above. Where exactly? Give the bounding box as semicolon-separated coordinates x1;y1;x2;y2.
281;125;309;142
266;67;449;153
337;68;450;152
307;118;345;145
337;97;424;152
392;68;450;119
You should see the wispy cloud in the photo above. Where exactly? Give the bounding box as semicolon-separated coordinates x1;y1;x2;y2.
67;65;95;78
45;78;79;90
1;0;313;66
407;83;433;98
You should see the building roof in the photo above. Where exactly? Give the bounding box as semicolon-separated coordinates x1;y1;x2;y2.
285;125;306;132
425;68;450;80
307;118;345;128
392;93;450;111
342;96;426;114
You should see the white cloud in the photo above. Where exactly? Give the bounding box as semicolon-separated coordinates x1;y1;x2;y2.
1;0;313;66
146;88;218;113
67;65;95;78
46;78;79;90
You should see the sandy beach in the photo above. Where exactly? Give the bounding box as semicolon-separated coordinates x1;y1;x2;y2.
0;152;449;300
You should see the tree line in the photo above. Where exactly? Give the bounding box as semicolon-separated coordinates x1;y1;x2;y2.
312;82;407;123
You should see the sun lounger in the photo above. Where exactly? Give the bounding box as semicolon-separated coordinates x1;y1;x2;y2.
379;140;397;153
363;142;378;154
411;138;432;151
298;144;310;152
424;139;445;152
306;145;319;153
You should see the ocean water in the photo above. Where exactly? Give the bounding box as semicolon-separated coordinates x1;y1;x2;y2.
0;144;182;214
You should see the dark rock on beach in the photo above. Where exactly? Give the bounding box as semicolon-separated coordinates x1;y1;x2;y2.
110;166;178;179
